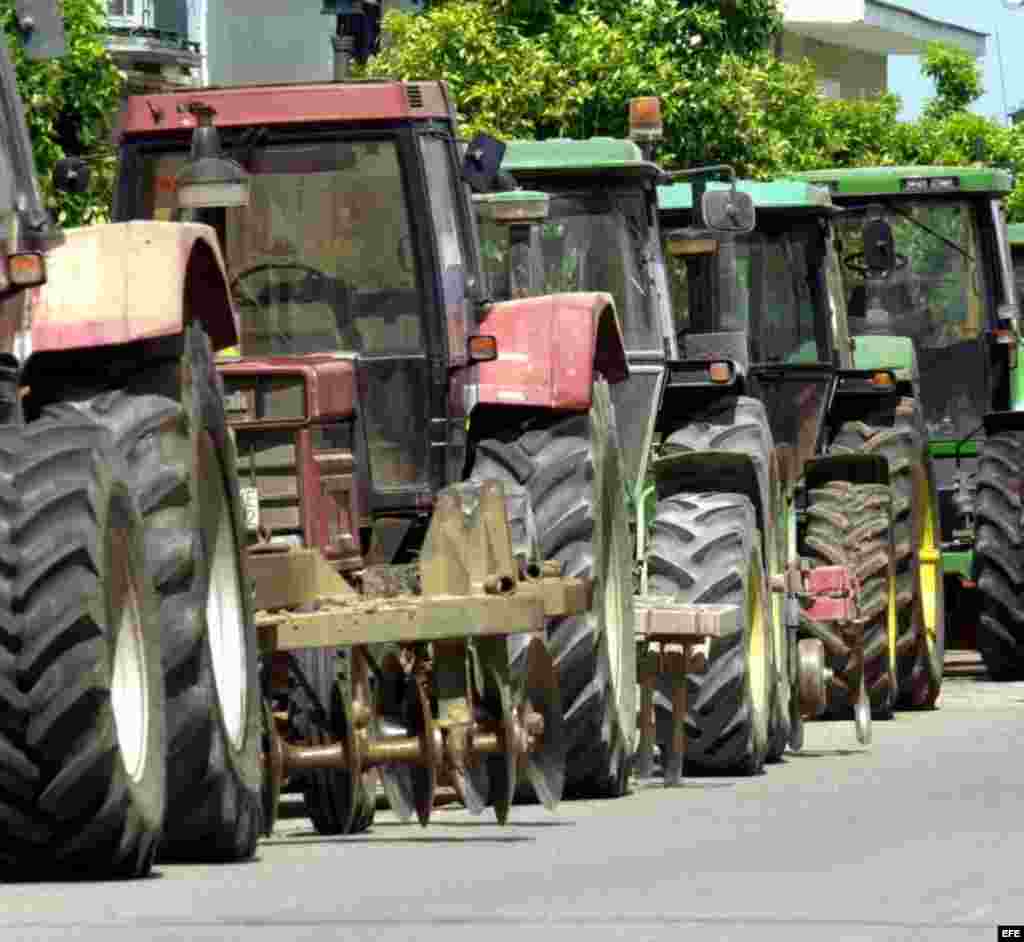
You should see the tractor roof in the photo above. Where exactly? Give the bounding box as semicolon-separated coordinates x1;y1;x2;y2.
791;166;1013;198
1008;223;1024;246
500;138;660;179
657;179;833;213
119;80;452;136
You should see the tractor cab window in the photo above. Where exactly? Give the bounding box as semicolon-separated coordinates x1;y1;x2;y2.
1013;246;1024;310
478;189;661;351
665;219;832;365
136;139;422;358
833;200;990;440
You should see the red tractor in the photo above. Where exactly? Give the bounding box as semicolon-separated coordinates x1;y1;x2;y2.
113;79;640;816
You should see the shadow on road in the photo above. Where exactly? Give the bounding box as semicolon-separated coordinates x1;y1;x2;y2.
262;832;534;847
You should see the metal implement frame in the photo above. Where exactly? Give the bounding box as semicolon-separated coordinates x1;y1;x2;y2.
633;597;739;786
257;480;587;829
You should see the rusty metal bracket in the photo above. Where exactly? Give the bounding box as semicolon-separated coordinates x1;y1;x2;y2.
634;596;739;786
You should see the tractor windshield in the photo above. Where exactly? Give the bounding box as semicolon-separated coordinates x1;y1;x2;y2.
832;200;989;440
666;217;835;365
129;138;421;357
479;189;661;350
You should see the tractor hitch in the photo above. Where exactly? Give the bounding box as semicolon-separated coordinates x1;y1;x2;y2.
773;562;871;748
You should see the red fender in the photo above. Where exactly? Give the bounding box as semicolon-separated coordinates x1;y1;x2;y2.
470;292;628;411
27;221;238;355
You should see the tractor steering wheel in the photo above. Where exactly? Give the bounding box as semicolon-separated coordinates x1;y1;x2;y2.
842;251;909;277
230;263;350;348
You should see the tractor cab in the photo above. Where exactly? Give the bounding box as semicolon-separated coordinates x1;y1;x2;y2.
794;167;1018;446
114;81;508;562
657;179;851;482
480;135;673;485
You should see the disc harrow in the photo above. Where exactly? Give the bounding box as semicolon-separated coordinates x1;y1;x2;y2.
255;480;582;830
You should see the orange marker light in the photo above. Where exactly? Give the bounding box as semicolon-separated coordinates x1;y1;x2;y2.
871;372;894;386
628;97;663;142
708;361;731;383
7;252;45;288
468;335;499;362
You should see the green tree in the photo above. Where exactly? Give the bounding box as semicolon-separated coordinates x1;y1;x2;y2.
2;0;123;226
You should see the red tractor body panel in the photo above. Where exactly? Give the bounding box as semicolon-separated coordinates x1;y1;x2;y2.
217;356;357;424
119;81;452;136
219;356;361;565
26;221;238;355
470;292;628;411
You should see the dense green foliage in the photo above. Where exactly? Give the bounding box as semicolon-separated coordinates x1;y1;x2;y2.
2;0;122;226
363;0;1024;219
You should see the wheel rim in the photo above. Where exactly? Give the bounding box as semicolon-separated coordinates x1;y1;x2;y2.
917;471;940;658
203;437;249;752
110;526;149;783
747;546;769;726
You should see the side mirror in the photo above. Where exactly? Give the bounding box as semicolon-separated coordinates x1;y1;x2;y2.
863;217;896;274
462;134;508;194
701;189;756;234
52;157;91;195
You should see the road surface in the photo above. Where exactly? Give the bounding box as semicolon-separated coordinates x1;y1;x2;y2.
2;652;1021;942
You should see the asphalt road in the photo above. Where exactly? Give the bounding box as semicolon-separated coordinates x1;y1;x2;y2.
3;652;1023;942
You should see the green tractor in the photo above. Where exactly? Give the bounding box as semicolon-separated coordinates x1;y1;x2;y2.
795;167;1019;681
656;176;944;733
480;114;903;775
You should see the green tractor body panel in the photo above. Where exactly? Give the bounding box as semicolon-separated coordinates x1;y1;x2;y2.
794;166;1014;198
658;179;833;212
500;138;660;179
850;334;917;384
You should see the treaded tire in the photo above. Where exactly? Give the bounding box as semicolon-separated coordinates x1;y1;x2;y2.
468;379;635;798
894;401;945;707
645;492;770;774
0;418;165;878
801;481;896;717
660;396;788;762
50;324;263;861
290;647;375;834
976;431;1024;680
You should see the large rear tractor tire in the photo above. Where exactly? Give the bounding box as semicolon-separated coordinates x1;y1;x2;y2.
659;397;788;762
0;418;165;878
976;431;1024;680
50;324;264;861
468;379;635;798
801;481;896;717
829;398;944;707
645;493;770;774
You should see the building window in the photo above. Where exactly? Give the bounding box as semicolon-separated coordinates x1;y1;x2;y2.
108;0;147;27
818;77;841;100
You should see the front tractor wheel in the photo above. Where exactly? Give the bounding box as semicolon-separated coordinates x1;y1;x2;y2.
645;493;771;775
48;324;264;861
469;379;636;798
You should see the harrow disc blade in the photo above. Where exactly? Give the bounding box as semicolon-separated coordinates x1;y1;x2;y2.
475;636;516;824
374;652;438;826
520;636;565;811
798;638;828;719
448;727;490;815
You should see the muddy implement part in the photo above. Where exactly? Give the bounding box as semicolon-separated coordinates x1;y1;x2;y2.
774;561;872;747
634;600;739;785
256;480;584;829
